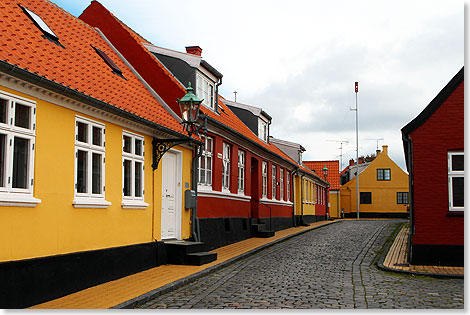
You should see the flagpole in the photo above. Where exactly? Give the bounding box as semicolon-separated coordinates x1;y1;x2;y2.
355;83;359;219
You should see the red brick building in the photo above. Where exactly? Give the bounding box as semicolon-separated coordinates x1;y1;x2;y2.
401;67;464;266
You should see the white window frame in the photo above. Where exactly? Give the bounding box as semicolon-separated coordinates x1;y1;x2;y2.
0;91;40;206
222;142;230;192
280;169;284;201
198;136;213;189
73;116;110;208
237;150;245;194
448;151;464;211
262;161;268;198
286;172;290;202
272;165;277;200
122;131;148;209
196;73;215;111
258;118;268;142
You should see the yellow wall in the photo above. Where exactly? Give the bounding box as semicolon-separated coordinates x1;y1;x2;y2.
328;190;341;218
0;86;193;262
293;175;316;217
340;146;409;215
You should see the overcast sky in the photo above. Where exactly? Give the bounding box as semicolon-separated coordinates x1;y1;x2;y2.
53;0;464;171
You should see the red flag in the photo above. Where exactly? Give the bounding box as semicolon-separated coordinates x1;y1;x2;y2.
355;82;358;93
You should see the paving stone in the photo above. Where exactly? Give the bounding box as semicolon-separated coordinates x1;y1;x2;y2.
137;220;463;309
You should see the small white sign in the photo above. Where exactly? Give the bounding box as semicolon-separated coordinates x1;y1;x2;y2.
217;153;223;159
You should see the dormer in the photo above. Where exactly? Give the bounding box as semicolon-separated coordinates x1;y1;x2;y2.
223;100;272;143
270;137;305;164
144;44;222;113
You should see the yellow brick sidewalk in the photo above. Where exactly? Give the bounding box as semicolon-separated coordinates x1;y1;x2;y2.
382;224;464;276
31;220;337;309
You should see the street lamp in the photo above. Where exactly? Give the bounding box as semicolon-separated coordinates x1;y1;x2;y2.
322;165;328;180
152;82;205;170
177;82;203;137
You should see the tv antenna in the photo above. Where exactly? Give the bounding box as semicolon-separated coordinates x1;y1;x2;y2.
364;137;384;151
326;139;349;170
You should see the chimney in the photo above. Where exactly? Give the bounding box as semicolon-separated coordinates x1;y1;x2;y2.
376;149;381;156
382;145;388;155
358;156;364;164
185;46;202;56
349;158;355;166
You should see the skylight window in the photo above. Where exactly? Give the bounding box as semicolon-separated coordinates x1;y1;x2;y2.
20;5;59;42
92;46;125;78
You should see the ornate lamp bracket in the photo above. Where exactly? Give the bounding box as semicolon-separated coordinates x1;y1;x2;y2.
152;138;190;170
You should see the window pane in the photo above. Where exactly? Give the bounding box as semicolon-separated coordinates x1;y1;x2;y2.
377;169;383;180
135;161;142;197
360;192;371;204
135;139;143;156
452;177;464;207
12;137;29;189
77;122;88;143
0;134;5;187
77;150;87;193
92;153;102;194
123;135;132;153
92;126;102;146
0;99;7;124
15;103;30;129
207;169;212;185
452;154;464;171
123;159;131;196
384;169;391;180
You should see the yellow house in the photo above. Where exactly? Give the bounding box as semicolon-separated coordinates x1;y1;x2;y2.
340;145;409;218
0;0;205;308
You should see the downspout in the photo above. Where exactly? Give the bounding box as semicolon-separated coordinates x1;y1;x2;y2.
191;142;203;242
215;77;222;114
300;172;305;225
267;120;272;144
404;136;414;264
292;168;299;227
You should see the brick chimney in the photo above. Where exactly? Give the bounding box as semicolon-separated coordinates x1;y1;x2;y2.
349;158;355;166
358;156;364;164
376;149;381;156
382;145;388;155
185;46;202;56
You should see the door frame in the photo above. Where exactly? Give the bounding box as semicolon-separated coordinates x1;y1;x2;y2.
161;148;183;240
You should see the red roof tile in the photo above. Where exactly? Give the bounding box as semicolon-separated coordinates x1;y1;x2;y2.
0;0;185;135
79;1;321;178
303;160;340;189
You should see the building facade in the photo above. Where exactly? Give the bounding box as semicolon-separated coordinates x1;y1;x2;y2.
340;146;409;218
402;67;464;266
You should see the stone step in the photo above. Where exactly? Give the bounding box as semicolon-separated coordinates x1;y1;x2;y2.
164;241;205;265
185;252;218;266
255;230;275;238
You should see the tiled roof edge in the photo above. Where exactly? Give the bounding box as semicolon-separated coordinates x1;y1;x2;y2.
0;59;195;141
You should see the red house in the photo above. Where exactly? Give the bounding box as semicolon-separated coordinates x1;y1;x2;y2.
401;67;464;266
79;1;327;250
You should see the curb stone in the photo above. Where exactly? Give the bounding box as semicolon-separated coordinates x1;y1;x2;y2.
376;224;464;279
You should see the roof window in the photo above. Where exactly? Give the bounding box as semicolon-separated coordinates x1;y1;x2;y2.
19;5;62;46
92;46;126;79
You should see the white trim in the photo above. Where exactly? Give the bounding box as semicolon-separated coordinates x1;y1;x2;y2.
72;198;111;208
260;198;293;206
121;200;149;209
448;151;464;211
161;149;183;240
0;193;41;207
198;190;251;202
122;130;145;204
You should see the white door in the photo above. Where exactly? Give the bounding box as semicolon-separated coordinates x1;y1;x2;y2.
161;151;178;239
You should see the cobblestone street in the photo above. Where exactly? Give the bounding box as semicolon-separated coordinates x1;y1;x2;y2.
138;220;464;309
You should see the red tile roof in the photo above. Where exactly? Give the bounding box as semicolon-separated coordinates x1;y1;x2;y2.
303;160;340;189
79;1;322;180
0;0;186;135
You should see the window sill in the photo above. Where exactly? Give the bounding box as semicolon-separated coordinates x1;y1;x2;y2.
73;198;111;209
447;211;464;217
0;194;41;207
198;190;251;202
121;200;149;209
260;198;293;206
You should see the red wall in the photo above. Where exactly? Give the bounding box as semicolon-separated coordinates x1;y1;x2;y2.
411;81;464;246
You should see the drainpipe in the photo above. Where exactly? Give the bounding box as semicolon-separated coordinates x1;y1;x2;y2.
267;120;272;144
404;136;414;264
291;168;299;227
191;142;203;242
215;77;222;114
300;172;305;226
